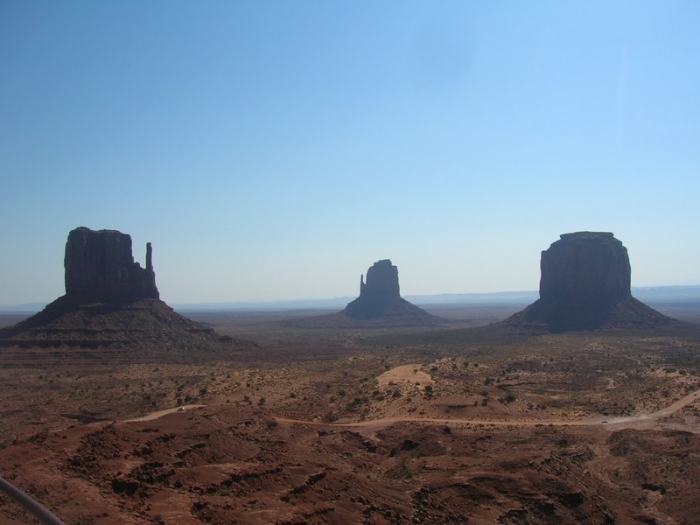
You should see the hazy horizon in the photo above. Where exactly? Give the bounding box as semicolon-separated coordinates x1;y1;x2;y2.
4;285;700;312
2;2;698;306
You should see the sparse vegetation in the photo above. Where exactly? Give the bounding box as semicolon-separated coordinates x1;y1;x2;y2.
1;304;699;524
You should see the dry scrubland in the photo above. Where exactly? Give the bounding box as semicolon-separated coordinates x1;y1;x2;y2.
1;304;700;524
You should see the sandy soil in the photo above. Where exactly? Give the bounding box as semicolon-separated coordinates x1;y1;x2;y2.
125;405;208;422
376;364;433;387
1;308;700;524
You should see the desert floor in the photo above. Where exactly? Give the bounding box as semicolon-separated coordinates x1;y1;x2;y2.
1;303;699;524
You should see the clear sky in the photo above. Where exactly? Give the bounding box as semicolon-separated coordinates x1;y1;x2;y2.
1;1;699;306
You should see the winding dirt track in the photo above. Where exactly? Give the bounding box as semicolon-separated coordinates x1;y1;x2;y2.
124;404;207;422
272;388;700;433
121;389;700;433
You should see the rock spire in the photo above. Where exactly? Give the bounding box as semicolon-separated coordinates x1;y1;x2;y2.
341;260;440;323
0;226;258;356
64;227;159;300
359;259;400;302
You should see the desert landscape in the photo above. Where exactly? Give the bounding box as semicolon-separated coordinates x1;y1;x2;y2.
4;4;699;524
1;229;699;524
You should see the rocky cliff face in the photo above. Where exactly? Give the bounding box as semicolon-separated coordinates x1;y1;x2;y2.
0;227;258;356
64;227;159;300
506;232;675;331
342;260;440;323
360;259;401;303
344;260;401;319
539;232;631;305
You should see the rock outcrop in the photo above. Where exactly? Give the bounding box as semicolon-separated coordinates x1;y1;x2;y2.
505;232;677;331
0;227;256;360
341;260;441;323
351;259;401;316
539;232;630;306
65;227;159;300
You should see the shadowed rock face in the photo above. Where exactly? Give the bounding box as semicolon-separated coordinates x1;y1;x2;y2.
0;227;256;355
539;232;631;305
342;260;439;322
360;259;400;304
344;260;402;319
506;232;675;331
65;227;159;300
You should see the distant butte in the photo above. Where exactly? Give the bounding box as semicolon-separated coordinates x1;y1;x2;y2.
64;226;159;301
341;260;442;324
505;232;678;332
0;227;255;361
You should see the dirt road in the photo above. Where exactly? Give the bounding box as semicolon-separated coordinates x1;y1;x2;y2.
124;404;206;422
121;388;700;432
273;387;700;433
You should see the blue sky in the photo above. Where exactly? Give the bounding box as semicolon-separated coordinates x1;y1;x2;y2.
1;1;699;305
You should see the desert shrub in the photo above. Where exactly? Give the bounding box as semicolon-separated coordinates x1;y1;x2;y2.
502;391;516;404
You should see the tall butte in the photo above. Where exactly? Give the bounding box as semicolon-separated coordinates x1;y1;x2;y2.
0;227;255;360
341;259;441;323
64;227;159;300
505;232;676;331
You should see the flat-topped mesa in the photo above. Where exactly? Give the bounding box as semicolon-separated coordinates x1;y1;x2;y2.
346;259;401;319
540;232;631;306
0;226;261;356
341;259;441;323
65;227;159;301
359;259;400;302
505;231;675;331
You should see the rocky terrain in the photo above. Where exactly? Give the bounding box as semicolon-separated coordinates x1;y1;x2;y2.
0;227;256;362
281;261;443;329
340;260;442;324
505;232;678;332
1;231;699;524
65;227;159;301
1;318;699;525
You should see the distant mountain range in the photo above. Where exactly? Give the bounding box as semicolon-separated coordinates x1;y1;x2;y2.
2;286;699;314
